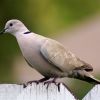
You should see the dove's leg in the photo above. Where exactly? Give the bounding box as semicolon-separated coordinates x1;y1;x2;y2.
23;77;50;88
44;77;61;91
44;77;57;84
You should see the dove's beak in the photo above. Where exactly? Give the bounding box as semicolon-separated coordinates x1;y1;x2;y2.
0;28;7;35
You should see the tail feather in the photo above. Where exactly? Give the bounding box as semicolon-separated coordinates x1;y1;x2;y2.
70;70;100;84
84;75;100;84
77;58;93;72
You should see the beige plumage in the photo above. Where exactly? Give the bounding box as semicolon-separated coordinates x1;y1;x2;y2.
0;19;100;85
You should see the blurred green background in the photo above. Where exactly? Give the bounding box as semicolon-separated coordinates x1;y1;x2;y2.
0;0;100;99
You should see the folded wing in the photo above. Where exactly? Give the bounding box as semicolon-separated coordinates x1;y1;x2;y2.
40;39;93;72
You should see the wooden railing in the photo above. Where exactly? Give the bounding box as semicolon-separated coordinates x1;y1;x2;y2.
0;83;99;100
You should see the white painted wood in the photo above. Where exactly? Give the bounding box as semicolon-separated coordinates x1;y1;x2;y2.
82;85;100;100
0;84;23;100
0;83;76;100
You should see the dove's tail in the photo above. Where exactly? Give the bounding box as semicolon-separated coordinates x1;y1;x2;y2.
69;70;100;84
80;74;100;84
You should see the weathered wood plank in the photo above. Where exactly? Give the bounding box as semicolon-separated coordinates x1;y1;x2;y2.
0;84;23;100
0;83;76;100
83;85;100;100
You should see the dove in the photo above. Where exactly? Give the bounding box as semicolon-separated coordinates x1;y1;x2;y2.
0;19;100;86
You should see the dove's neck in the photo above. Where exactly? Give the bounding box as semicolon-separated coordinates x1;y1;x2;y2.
12;26;29;37
15;29;46;47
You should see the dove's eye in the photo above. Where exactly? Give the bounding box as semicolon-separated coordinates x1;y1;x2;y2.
9;23;13;27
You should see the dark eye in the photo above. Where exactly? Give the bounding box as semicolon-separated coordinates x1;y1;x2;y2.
9;23;13;26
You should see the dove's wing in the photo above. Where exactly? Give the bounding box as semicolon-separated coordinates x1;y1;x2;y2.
40;39;93;72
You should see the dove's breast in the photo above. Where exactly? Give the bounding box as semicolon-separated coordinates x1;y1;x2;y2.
16;33;63;77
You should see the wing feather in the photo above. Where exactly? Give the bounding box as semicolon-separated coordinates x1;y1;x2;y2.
40;39;90;72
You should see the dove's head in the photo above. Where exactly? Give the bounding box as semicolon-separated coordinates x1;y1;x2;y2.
0;19;29;36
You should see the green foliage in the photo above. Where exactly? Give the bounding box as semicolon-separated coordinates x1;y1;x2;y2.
0;0;100;34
